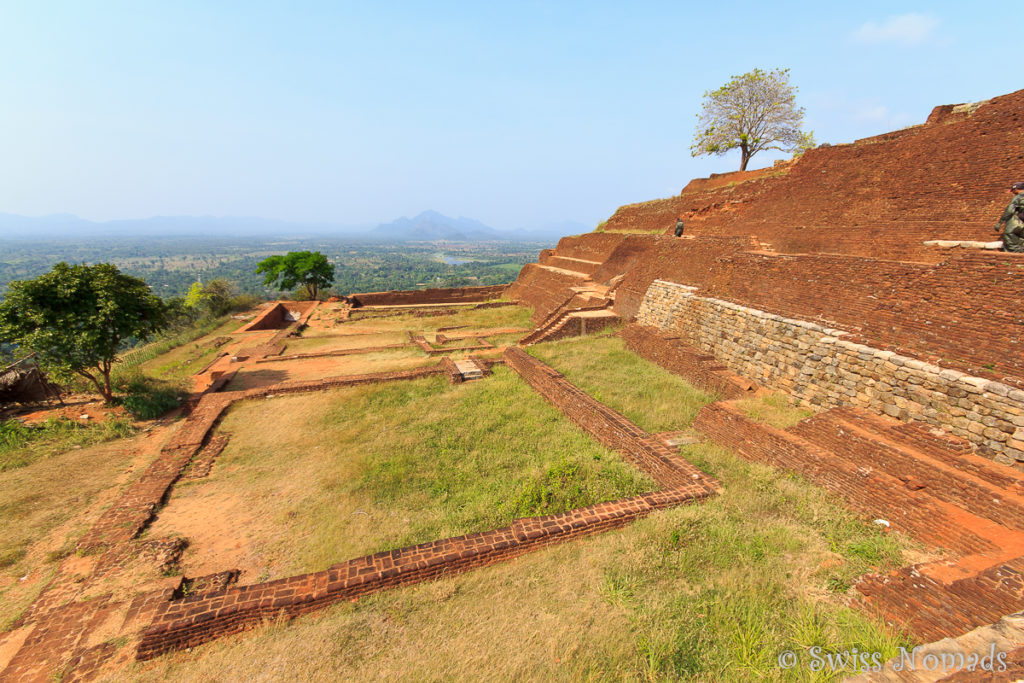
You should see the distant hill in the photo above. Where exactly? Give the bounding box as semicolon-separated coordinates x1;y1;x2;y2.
0;211;586;241
372;211;507;241
370;211;583;241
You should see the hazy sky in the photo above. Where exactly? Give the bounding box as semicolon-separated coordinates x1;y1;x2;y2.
0;1;1017;231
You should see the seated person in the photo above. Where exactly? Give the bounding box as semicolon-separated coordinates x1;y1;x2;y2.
994;182;1024;253
674;218;685;237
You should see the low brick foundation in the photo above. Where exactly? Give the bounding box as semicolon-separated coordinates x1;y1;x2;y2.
503;347;719;494
135;485;709;660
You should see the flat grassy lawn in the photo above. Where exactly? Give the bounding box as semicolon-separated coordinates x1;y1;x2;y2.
132;442;916;682
348;303;533;334
0;433;158;630
282;331;409;354
153;367;654;581
529;333;717;433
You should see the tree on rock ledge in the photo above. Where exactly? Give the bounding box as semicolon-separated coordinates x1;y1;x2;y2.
691;68;814;171
255;251;335;300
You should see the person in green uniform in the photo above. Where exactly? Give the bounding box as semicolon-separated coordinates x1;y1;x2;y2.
994;182;1024;253
674;217;685;237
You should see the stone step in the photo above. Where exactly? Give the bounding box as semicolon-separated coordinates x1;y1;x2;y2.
453;359;484;381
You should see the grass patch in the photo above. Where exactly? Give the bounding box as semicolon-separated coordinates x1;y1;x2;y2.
529;333;717;432
0;434;156;628
155;367;653;580
0;417;136;472
134;442;915;682
735;392;815;429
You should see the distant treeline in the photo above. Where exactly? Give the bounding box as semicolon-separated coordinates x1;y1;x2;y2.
0;237;549;299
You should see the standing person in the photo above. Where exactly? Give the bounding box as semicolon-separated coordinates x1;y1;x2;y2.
674;217;685;237
994;182;1024;253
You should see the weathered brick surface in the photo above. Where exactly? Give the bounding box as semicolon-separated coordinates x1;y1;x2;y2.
603;89;1024;260
638;280;1024;468
619;324;755;399
347;285;507;307
236;301;318;332
692;402;995;556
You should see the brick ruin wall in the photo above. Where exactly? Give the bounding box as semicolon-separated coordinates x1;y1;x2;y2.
602;88;1024;260
515;231;1024;382
636;280;1024;468
347;284;508;307
238;301;318;332
131;349;719;660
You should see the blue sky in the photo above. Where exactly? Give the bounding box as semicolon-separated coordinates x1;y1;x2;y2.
0;1;1017;231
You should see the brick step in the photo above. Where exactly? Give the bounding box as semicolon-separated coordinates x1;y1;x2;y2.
858;556;1024;643
790;410;1024;534
828;407;1024;493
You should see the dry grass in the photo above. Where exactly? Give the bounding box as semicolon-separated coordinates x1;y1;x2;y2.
529;333;718;433
225;349;434;390
130;442;917;682
148;368;653;583
0;434;160;629
734;393;816;430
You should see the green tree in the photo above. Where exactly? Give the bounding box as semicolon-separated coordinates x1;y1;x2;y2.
255;251;335;300
691;68;814;171
184;279;234;317
0;263;167;403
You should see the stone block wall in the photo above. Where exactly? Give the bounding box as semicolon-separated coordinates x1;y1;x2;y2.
638;280;1024;467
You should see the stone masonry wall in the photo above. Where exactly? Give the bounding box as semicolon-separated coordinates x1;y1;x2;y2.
637;280;1024;467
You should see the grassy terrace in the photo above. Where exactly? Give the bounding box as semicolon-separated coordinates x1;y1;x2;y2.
135;441;914;682
528;331;718;433
147;367;655;581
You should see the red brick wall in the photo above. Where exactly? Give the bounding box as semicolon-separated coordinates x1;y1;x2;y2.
135;485;709;660
503;348;719;492
613;238;1024;382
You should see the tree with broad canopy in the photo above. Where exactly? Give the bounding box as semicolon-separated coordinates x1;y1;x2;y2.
0;262;167;403
691;68;815;171
255;251;335;300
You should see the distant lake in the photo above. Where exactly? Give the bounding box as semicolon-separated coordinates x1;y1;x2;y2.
440;255;469;265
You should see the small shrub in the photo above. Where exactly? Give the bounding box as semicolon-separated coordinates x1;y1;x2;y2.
115;369;186;419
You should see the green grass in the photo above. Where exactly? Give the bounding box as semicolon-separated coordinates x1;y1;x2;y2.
133;441;915;682
735;393;816;430
153;367;654;580
0;417;136;472
528;333;718;432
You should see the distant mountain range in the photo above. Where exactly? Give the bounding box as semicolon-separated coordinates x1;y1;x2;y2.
0;211;586;242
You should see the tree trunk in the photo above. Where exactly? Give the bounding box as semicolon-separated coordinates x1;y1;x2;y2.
739;143;750;171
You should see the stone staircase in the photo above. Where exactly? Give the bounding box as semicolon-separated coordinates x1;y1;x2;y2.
453;359;484;381
519;284;619;346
